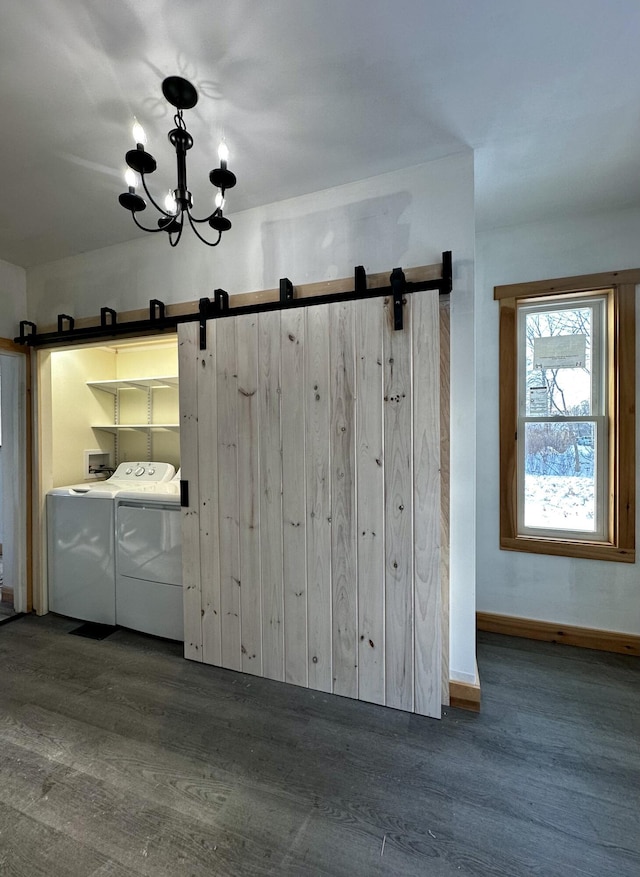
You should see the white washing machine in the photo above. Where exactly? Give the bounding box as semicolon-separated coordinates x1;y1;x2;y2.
47;462;176;625
114;472;183;641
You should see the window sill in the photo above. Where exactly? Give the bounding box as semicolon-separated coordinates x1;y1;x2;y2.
500;535;635;563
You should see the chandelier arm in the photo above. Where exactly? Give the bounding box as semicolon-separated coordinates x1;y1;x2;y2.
140;174;174;218
186;210;223;247
168;220;184;248
189;190;226;224
131;213;167;234
188;211;217;224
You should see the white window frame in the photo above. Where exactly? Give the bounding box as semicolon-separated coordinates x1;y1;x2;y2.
516;294;608;542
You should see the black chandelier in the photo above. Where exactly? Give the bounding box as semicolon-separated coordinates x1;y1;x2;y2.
118;76;236;248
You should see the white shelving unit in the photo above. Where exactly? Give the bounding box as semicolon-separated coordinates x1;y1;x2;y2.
86;376;179;394
88;375;179;462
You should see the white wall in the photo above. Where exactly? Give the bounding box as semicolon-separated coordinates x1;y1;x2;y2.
476;206;640;636
27;153;477;682
0;258;27;340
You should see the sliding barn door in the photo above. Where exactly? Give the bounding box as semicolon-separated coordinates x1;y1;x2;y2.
178;292;442;716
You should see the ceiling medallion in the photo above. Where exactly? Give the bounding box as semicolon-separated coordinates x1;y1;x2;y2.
118;76;236;248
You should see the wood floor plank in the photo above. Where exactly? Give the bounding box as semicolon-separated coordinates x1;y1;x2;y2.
0;737;271;877
0;801;119;877
0;616;638;877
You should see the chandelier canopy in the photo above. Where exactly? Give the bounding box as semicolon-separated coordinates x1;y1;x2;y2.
118;76;236;248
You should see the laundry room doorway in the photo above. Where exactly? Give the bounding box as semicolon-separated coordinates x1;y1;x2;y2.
0;346;29;618
34;335;179;615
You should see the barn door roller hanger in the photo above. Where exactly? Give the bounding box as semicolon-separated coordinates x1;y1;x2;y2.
16;251;452;349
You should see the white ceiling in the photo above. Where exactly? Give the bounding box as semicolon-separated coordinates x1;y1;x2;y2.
2;0;640;268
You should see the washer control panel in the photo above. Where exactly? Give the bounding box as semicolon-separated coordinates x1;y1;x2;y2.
111;462;175;483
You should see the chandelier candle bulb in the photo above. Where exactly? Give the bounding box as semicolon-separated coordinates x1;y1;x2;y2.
119;76;237;247
164;190;178;214
218;140;229;171
132;118;147;147
124;169;138;191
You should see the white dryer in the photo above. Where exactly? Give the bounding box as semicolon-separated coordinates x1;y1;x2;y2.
114;472;183;640
47;462;176;625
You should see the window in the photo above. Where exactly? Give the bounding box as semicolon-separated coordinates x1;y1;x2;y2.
495;271;636;562
519;294;606;539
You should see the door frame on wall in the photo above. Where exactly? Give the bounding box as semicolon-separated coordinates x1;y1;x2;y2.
0;339;31;615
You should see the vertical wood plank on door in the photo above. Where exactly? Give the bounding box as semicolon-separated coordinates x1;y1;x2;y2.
383;297;414;712
413;291;442;717
330;301;358;699
216;319;241;671
198;322;222;666
178;322;203;662
439;298;451;704
304;305;332;692
258;311;285;681
281;308;308;687
236;314;262;676
355;298;386;706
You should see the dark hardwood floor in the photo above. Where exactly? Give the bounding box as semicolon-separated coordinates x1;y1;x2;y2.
0;614;638;876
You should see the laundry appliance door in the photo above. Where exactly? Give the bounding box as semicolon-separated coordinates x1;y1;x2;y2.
115;500;183;640
47;493;115;624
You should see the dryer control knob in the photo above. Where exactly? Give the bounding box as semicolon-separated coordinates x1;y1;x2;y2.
148;467;155;475
125;467;133;475
135;466;145;476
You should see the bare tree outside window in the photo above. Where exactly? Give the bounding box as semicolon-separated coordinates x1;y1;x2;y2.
518;300;604;534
